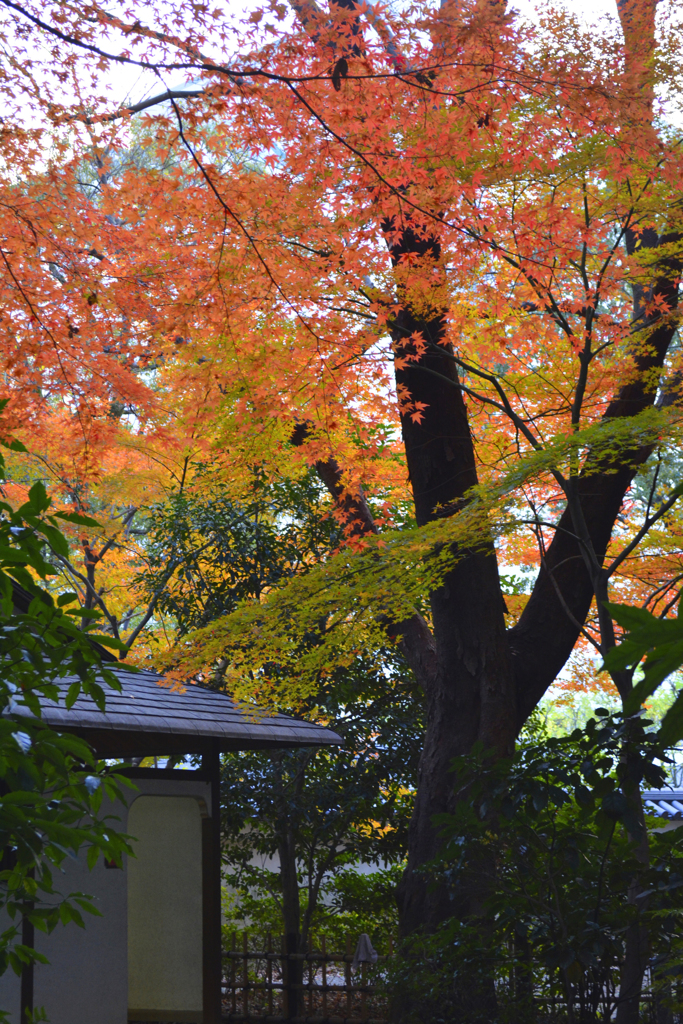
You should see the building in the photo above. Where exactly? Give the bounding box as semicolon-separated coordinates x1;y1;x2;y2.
0;666;340;1024
643;788;683;832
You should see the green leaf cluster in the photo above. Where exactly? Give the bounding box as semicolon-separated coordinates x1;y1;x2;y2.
0;421;133;985
222;865;402;954
604;602;683;748
136;472;342;639
219;648;422;949
389;716;683;1024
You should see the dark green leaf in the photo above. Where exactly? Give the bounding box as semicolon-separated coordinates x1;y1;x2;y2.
26;481;50;514
0;438;27;453
53;511;101;528
658;692;683;749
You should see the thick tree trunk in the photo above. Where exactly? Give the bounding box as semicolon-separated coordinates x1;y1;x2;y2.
303;205;679;958
385;225;516;937
296;0;681;1002
383;219;680;970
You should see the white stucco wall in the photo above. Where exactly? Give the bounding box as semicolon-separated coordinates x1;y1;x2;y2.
0;775;210;1024
0;792;128;1024
127;795;204;1020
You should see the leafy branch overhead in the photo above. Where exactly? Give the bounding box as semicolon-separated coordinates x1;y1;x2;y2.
604;602;683;747
0;430;133;980
166;413;683;701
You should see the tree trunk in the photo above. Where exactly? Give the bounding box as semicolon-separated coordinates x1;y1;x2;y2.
297;0;681;1000
386;224;516;937
514;933;535;1024
278;825;305;1019
389;211;680;946
614;771;651;1024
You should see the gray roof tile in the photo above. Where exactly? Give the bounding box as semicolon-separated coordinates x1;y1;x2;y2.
644;790;683;819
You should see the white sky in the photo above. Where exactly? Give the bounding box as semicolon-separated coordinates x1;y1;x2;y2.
516;0;618;20
101;0;623;109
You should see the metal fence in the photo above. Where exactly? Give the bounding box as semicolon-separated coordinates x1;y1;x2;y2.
222;932;393;1023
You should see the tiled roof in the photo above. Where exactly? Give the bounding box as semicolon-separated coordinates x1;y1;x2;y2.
19;666;342;757
643;790;683;819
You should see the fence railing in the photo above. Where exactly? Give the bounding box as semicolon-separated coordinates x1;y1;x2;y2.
221;931;393;1023
221;936;683;1024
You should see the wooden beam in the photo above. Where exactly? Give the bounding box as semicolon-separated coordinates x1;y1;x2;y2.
202;742;222;1024
19;898;34;1024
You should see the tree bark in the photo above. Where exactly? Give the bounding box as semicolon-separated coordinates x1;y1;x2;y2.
308;215;680;957
274;758;305;1019
384;223;516;936
292;0;682;990
278;828;305;1020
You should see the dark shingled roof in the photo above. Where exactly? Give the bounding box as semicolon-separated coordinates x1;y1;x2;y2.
22;666;342;757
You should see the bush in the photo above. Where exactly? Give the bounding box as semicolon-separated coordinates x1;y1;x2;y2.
385;713;683;1024
222;864;400;954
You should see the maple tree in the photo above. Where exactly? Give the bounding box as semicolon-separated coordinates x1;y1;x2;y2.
1;0;683;1017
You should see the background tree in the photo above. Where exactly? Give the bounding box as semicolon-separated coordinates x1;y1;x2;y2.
220;653;421;1015
390;708;683;1024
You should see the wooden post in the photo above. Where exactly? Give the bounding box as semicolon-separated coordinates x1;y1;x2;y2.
321;935;327;1020
345;935;352;1017
267;931;273;1016
19;903;34;1024
202;741;222;1024
242;930;249;1018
